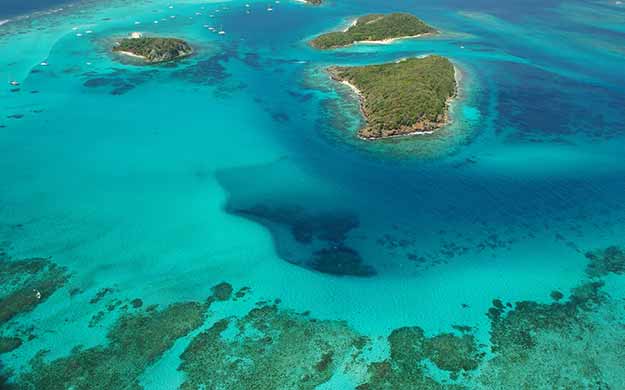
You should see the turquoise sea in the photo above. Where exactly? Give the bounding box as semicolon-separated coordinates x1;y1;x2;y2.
1;0;625;388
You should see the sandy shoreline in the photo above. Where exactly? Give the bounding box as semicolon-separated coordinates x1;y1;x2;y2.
329;60;463;140
357;32;437;45
343;19;357;32
116;50;147;60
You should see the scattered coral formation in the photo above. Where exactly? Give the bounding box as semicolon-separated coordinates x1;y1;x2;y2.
478;280;625;389
4;246;625;390
178;303;364;390
17;301;207;390
357;326;480;390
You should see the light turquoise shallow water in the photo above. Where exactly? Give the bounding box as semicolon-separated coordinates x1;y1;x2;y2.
1;0;625;388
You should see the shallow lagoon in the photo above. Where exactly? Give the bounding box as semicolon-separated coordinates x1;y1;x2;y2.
1;0;625;388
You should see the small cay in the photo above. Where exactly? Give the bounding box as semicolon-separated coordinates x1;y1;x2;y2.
310;13;436;49
113;35;193;64
329;55;457;140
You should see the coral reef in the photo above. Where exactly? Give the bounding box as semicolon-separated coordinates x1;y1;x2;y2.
0;337;22;354
478;281;625;389
357;326;480;390
310;246;376;277
17;301;207;390
179;304;364;390
0;257;70;326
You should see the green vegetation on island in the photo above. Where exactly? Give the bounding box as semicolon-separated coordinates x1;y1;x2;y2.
113;36;193;63
328;55;457;139
311;13;436;49
303;0;322;5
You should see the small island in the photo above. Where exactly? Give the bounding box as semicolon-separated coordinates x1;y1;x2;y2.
299;0;322;4
328;55;457;140
113;35;193;63
310;13;436;49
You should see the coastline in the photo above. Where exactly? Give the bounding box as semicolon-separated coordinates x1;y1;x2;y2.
356;31;437;45
328;60;462;140
312;30;438;50
343;19;357;32
115;50;147;60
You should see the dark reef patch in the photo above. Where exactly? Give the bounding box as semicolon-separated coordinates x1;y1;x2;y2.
271;111;290;123
82;68;158;95
233;204;372;276
171;53;230;86
89;287;114;304
210;282;233;302
0;337;22;354
236;205;358;245
585;245;625;278
0;257;70;326
310;246;375;277
242;52;262;69
215;160;374;276
288;90;314;102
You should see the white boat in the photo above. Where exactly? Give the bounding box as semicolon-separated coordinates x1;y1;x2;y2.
218;30;226;35
40;61;49;66
9;80;20;86
267;6;273;11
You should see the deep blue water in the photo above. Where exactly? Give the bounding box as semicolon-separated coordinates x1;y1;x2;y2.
0;0;74;18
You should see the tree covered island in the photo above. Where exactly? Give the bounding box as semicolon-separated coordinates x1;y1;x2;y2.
302;0;322;4
328;55;457;140
310;13;436;49
113;36;193;63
